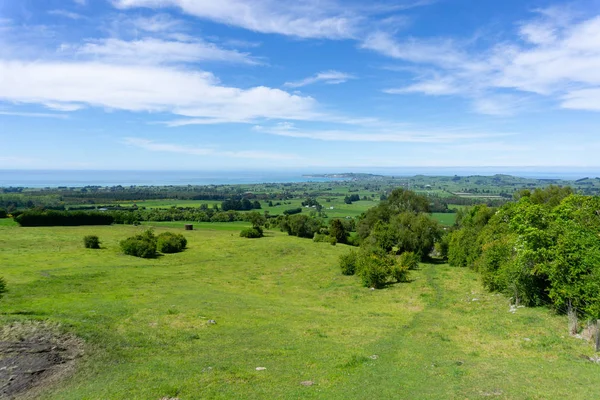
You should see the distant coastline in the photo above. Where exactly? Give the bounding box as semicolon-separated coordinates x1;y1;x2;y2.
1;168;599;188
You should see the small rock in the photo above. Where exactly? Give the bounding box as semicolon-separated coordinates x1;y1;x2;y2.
256;367;267;371
369;355;379;360
207;320;217;325
300;380;314;386
523;338;531;342
472;298;479;302
369;287;375;291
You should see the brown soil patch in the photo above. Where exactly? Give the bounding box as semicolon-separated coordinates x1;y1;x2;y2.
0;321;84;399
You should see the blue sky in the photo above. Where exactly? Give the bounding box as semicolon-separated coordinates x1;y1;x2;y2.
1;0;600;170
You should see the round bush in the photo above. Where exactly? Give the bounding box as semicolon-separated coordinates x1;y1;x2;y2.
240;227;263;238
83;235;100;249
339;250;358;275
120;237;156;258
120;230;157;258
157;232;187;253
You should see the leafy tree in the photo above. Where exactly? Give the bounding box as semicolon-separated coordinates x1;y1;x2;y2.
329;218;348;244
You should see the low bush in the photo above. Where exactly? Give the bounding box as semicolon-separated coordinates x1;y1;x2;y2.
339;250;358;275
398;251;420;270
83;235;101;249
120;229;157;258
0;209;7;219
313;233;337;245
157;232;187;253
240;227;263;238
0;277;6;300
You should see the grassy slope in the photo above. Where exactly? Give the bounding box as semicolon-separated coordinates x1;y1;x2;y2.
1;223;598;399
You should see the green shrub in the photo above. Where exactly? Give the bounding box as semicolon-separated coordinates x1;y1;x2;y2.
357;251;393;289
83;235;101;249
120;229;157;258
240;227;263;238
157;232;187;253
398;251;420;270
355;248;405;288
339;250;358;275
0;277;6;300
0;209;7;219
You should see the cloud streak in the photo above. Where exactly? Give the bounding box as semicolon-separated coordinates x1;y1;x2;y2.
368;8;600;114
123;137;301;160
284;70;355;88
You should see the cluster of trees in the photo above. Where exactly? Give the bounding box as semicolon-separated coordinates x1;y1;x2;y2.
120;230;187;258
339;188;442;288
221;198;261;211
344;194;361;204
240;212;267;239
15;210;114;226
448;186;600;320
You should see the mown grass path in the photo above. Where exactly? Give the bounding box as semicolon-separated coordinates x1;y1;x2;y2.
0;223;598;399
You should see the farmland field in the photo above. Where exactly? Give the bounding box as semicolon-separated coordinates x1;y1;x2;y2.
1;222;599;399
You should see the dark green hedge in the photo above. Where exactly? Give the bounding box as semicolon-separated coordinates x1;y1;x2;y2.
15;210;114;226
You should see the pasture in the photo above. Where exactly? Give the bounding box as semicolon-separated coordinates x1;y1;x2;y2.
1;222;598;399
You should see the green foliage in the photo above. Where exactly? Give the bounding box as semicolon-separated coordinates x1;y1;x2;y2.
120;229;157;258
15;210;114;226
279;214;323;239
398;251;420;270
157;232;187;253
365;212;440;259
313;232;336;245
83;235;101;249
448;192;600;315
339;250;358;275
240;227;264;238
356;248;399;288
283;207;302;216
329;218;349;244
0;209;7;218
357;188;430;239
0;277;6;300
245;211;266;229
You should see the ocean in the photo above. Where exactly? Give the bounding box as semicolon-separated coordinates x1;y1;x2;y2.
0;168;598;188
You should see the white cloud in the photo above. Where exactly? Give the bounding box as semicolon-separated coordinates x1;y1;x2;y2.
131;14;181;32
69;37;259;65
123;137;300;160
0;111;69;119
48;10;85;20
0;60;318;123
365;9;600;114
284;70;355;88
112;0;361;39
253;122;511;143
73;0;87;5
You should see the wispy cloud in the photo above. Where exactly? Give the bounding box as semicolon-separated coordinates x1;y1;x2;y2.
284;70;355;88
0;111;69;119
253;122;512;143
112;0;362;39
48;10;85;20
67;37;260;65
367;7;600;114
123;137;300;160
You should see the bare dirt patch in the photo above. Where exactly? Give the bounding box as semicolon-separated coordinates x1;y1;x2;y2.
0;321;84;399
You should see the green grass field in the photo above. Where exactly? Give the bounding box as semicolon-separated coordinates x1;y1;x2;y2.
1;222;599;399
